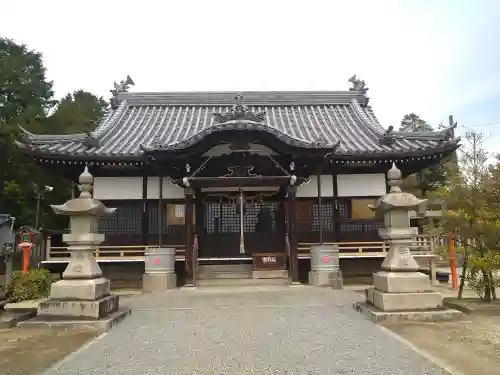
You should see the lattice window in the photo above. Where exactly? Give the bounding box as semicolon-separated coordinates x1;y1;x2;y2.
337;201;349;219
340;221;383;232
205;203;224;233
116;203;142;235
312;202;334;232
148;201;159;235
243;203;277;233
98;211;118;234
204;202;278;234
220;204;240;233
204;203;241;234
99;202;142;235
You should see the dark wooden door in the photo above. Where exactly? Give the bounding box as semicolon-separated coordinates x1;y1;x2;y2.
200;197;285;258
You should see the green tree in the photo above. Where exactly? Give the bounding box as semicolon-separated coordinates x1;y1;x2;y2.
436;132;500;301
399;113;434;132
1;37;108;229
0;37;56;221
399;114;448;198
48;90;107;134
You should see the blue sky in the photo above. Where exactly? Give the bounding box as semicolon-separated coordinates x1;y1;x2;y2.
1;0;499;150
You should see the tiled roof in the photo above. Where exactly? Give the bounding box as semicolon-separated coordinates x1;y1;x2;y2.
16;90;459;160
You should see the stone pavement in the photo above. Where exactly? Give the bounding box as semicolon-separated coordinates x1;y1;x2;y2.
44;286;450;375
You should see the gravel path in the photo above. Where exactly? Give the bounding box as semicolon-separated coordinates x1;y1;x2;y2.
44;286;449;375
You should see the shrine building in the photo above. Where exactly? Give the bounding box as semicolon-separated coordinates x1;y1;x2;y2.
15;76;459;285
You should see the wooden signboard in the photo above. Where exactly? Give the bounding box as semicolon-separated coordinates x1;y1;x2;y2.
253;252;286;270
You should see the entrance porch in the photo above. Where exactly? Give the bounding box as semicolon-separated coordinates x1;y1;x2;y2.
184;176;300;286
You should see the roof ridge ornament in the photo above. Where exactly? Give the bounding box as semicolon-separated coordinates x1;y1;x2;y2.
82;131;99;149
348;75;369;95
110;75;135;109
380;117;459;146
213;94;266;123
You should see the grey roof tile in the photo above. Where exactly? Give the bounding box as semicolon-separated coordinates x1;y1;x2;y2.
16;91;459;159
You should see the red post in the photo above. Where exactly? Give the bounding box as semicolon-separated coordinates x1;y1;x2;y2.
449;234;458;289
22;246;31;273
20;232;33;273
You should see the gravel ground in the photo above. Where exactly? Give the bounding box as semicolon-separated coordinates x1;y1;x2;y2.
388;316;500;375
44;286;449;375
0;327;99;375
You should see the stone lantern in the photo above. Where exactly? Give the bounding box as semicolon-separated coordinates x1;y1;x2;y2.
354;163;461;321
30;167;130;328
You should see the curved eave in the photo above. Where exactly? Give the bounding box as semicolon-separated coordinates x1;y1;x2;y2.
140;120;340;154
15;141;145;164
18;125;89;143
17;140;458;167
332;140;460;160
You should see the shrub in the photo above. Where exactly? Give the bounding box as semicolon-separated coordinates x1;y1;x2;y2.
465;252;500;300
7;268;53;302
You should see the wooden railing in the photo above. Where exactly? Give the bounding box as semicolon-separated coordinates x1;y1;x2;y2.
45;244;186;263
42;235;433;263
298;234;433;259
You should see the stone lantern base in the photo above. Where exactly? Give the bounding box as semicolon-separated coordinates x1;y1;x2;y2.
19;277;131;331
354;270;463;323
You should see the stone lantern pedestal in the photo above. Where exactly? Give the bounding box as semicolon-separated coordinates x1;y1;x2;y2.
19;167;130;330
354;163;462;322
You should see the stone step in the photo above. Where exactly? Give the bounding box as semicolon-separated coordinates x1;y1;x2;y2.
196;278;290;287
197;264;252;273
197;264;253;280
197;272;253;280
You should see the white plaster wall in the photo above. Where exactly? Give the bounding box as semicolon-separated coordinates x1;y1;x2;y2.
336;173;386;197
296;175;334;198
94;177;142;200
147;177;185;199
93;177;184;200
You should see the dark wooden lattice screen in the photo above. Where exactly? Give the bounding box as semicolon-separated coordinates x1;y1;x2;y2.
312;202;334;232
204;202;278;234
98;212;118;234
98;202;141;235
340;221;383;232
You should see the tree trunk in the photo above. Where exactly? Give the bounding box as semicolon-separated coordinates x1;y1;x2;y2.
482;270;492;302
458;240;468;299
488;270;496;300
458;258;468;299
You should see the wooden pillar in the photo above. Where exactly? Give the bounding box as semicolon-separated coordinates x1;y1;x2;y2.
158;176;163;246
184;188;195;286
332;171;339;241
317;172;323;244
141;174;149;246
287;185;299;283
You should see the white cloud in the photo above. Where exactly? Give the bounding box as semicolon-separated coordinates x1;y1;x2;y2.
1;0;498;131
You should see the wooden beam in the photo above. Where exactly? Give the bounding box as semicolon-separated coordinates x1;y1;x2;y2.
188;176;294;188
